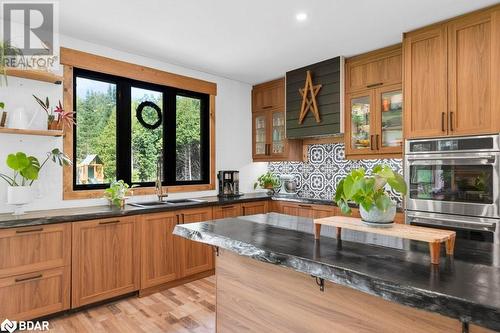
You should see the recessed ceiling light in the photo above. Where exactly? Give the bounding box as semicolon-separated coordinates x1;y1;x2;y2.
296;12;307;22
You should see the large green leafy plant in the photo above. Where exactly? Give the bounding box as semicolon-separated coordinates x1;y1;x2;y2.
0;149;71;186
335;165;407;215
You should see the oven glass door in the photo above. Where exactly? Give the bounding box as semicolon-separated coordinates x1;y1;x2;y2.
409;164;494;204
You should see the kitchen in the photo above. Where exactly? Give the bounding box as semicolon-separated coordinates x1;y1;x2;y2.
0;1;499;332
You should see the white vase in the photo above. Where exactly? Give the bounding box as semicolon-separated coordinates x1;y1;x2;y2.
359;202;396;224
7;186;33;215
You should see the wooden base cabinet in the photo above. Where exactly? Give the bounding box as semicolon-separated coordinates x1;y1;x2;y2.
0;267;70;321
213;204;242;219
178;207;214;277
241;201;268;215
0;223;71;321
140;212;182;290
71;216;140;308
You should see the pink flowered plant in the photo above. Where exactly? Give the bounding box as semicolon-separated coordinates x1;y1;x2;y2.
33;95;75;130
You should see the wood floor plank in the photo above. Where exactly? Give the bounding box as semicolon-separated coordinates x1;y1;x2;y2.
44;276;216;333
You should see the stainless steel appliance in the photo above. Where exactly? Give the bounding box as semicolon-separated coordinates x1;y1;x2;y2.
404;134;500;243
278;174;298;196
217;171;241;197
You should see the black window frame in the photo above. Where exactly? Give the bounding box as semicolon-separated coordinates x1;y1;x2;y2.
72;67;210;191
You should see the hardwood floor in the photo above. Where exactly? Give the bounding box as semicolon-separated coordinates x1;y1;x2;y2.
45;277;215;333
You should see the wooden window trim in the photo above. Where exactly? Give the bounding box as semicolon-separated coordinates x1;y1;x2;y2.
61;50;216;200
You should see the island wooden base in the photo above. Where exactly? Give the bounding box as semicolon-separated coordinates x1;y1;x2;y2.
216;250;493;333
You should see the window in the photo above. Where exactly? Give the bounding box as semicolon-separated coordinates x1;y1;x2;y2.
73;68;210;190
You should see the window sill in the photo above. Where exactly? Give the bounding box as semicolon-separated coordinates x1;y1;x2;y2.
63;184;215;200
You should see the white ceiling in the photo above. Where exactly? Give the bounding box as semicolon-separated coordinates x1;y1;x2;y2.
60;0;500;84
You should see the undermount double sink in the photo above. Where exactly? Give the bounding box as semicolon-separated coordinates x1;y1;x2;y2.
129;198;208;208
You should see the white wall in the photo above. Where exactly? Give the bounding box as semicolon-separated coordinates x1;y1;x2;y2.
0;35;267;214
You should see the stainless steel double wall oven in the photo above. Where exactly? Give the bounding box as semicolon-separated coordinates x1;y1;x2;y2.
405;135;500;243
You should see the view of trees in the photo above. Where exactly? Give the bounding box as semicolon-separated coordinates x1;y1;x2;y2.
75;78;202;185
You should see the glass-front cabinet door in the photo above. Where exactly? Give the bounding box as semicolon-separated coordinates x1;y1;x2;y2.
376;84;403;153
346;90;375;155
271;110;286;156
253;112;268;158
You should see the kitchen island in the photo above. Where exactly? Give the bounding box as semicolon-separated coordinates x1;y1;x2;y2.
173;213;500;333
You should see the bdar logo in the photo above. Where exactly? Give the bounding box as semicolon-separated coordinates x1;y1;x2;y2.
0;319;17;333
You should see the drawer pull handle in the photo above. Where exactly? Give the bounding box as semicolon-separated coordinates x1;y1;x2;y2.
221;205;235;209
262;105;273;109
366;82;383;88
16;227;44;234
15;274;43;283
99;220;120;225
299;204;312;208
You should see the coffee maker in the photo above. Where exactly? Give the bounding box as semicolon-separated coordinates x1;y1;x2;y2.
217;171;242;197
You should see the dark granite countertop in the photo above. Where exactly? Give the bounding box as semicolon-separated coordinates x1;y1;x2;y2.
173;213;500;331
0;192;271;229
0;192;400;229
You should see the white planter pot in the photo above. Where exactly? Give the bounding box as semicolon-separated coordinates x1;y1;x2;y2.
360;202;396;224
7;186;33;215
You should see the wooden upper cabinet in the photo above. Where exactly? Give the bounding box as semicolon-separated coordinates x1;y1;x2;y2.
72;216;140;307
346;45;402;93
252;79;284;112
178;207;214;277
252;78;302;162
345;45;403;159
140;212;181;290
448;10;499;136
404;6;500;139
404;25;448;139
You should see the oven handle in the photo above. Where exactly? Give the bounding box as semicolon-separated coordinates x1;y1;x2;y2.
407;214;497;232
406;155;495;161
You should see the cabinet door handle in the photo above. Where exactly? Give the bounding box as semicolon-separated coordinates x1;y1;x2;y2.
366;82;383;88
181;213;185;224
375;134;379;150
441;112;446;132
370;135;374;150
16;227;43;234
176;214;180;224
15;273;42;283
99;220;120;225
449;112;454;132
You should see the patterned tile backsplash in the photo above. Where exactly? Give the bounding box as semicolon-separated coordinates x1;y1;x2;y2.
268;143;403;204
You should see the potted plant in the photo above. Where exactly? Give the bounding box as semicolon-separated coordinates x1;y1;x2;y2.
254;172;280;194
33;95;75;130
335;165;407;224
104;180;134;209
0;149;71;215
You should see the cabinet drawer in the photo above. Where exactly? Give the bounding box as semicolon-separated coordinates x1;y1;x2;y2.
241;201;268;216
0;224;71;278
0;266;70;321
213;204;242;219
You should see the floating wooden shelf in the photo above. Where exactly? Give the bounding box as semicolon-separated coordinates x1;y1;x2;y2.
5;68;63;85
0;127;64;137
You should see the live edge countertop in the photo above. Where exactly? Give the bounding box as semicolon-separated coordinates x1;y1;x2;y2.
0;192;271;229
173;213;500;331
